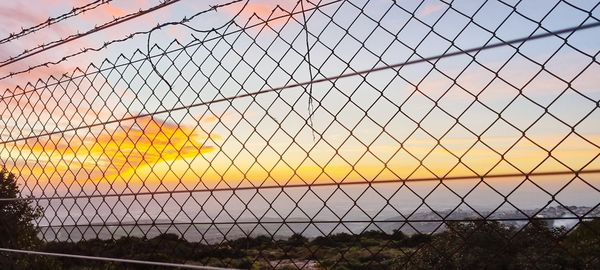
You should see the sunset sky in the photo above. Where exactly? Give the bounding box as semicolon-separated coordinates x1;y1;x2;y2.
0;0;599;197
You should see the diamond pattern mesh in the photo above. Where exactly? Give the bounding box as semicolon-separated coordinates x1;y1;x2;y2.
1;0;600;269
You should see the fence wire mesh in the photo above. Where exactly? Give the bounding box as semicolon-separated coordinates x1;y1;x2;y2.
1;0;600;269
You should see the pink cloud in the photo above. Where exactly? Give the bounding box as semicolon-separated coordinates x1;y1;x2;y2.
221;1;294;27
418;2;446;17
0;3;43;32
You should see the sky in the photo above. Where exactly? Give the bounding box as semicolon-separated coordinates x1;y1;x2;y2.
0;0;599;203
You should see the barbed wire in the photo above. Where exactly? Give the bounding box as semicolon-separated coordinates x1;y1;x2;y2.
0;0;114;46
0;0;183;69
0;0;333;93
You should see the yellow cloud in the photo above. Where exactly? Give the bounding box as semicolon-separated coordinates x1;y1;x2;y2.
6;116;217;184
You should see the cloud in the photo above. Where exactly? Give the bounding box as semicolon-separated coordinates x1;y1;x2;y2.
4;116;217;184
417;2;446;17
76;2;128;24
104;3;128;17
0;3;43;32
0;0;165;94
221;1;293;27
0;1;96;91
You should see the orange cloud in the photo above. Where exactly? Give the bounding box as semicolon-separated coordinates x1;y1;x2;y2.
243;3;273;19
6;116;217;184
104;4;127;17
75;2;129;24
3;113;598;193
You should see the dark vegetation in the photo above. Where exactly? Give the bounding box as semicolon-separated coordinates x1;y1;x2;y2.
1;169;600;269
0;168;60;269
35;219;600;269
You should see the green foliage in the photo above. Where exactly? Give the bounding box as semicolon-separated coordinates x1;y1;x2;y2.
287;233;309;245
406;220;599;270
0;168;56;269
0;168;42;248
564;219;600;268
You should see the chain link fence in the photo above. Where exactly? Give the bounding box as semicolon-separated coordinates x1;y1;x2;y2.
1;0;600;269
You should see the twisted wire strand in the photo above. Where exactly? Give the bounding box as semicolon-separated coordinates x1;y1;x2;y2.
0;0;114;45
0;0;343;95
0;0;183;69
